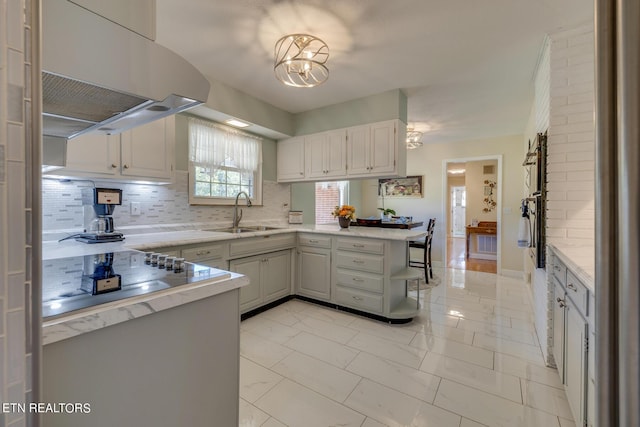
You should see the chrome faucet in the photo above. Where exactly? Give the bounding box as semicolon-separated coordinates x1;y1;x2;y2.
232;191;252;229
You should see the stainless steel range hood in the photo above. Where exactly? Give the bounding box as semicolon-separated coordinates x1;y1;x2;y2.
42;0;210;139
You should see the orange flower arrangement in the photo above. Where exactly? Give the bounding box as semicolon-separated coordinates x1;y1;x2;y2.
331;205;356;220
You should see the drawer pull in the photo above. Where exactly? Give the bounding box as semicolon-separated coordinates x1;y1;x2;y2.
554;265;561;271
567;283;577;292
309;240;319;243
352;296;363;301
352;259;365;264
196;250;211;256
352;244;365;248
352;278;365;282
556;297;566;308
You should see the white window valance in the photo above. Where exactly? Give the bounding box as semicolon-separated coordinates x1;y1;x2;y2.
188;117;262;172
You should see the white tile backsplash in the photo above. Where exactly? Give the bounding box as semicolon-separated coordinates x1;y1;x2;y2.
42;171;291;236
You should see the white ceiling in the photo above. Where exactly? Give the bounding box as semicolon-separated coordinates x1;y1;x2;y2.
155;0;592;144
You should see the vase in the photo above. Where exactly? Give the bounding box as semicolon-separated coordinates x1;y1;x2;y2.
338;217;351;229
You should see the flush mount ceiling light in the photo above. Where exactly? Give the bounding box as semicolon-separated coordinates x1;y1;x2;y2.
274;34;329;88
225;118;250;128
406;129;424;149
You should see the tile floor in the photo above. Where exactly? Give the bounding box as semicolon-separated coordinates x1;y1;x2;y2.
239;267;573;427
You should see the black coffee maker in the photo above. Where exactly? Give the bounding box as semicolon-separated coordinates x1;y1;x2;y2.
75;188;125;243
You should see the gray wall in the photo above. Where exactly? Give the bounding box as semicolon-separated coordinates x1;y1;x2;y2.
293;89;407;135
204;78;295;137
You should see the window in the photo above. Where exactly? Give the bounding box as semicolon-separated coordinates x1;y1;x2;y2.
188;117;262;205
315;181;349;224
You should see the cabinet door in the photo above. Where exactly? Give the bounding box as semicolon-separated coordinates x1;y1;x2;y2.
553;280;566;382
230;256;262;313
305;133;327;179
298;247;331;301
347;125;370;175
324;130;347;178
565;299;587;426
262;250;291;303
369;120;396;174
57;132;119;176
120;117;174;179
277;137;305;181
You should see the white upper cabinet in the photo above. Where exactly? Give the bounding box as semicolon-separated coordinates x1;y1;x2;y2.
276;136;306;182
306;130;347;179
347;120;398;177
120;117;174;180
276;119;406;183
45;116;175;183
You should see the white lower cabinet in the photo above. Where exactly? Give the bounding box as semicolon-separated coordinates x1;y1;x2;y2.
231;250;291;314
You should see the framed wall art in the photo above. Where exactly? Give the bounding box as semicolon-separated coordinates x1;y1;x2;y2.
378;176;423;198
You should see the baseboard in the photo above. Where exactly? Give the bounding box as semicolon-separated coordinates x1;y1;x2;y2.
500;269;524;278
469;252;497;260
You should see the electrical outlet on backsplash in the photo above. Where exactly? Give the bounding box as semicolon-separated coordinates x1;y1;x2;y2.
42;171;291;240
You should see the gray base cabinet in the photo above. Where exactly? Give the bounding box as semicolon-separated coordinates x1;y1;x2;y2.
550;248;592;427
231;249;291;313
298;247;331;301
43;289;240;427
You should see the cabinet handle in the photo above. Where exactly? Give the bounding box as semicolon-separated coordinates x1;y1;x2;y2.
299;172;304;175
196;250;211;256
352;259;365;264
111;163;118;169
352;278;364;282
556;297;566;308
352;244;365;248
309;240;319;244
123;164;130;169
554;265;561;271
567;283;577;292
352;296;363;301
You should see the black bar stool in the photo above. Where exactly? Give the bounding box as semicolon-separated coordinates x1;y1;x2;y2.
409;218;435;283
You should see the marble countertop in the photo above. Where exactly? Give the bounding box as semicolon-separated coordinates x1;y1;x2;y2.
43;224;427;260
42;224;424;343
42;269;249;345
548;242;595;291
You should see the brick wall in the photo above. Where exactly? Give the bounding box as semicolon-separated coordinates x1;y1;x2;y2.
547;25;595;246
315;183;340;225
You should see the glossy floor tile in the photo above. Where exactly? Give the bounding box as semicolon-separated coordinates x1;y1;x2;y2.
239;267;574;426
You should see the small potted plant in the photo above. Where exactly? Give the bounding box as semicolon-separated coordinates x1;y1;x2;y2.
332;205;356;229
378;207;396;221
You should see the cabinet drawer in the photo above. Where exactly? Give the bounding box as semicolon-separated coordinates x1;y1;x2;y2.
336;238;384;254
552;257;567;286
335;286;383;314
335;251;384;274
229;233;296;258
336;268;383;293
298;234;332;248
566;271;589;316
182;244;224;262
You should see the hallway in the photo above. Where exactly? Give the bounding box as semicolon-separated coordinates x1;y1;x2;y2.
447;237;497;274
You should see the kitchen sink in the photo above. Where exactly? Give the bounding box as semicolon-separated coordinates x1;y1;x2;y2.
204;225;282;233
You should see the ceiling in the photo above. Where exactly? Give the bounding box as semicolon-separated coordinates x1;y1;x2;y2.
155;0;592;144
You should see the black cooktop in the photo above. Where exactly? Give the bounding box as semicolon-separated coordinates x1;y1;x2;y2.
42;250;230;319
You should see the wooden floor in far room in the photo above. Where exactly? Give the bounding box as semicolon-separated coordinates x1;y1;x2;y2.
447;236;497;274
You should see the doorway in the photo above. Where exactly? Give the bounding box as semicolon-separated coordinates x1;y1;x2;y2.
451;186;466;237
443;157;501;274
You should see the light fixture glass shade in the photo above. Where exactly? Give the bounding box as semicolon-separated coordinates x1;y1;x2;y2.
274;34;329;88
406;129;424;149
